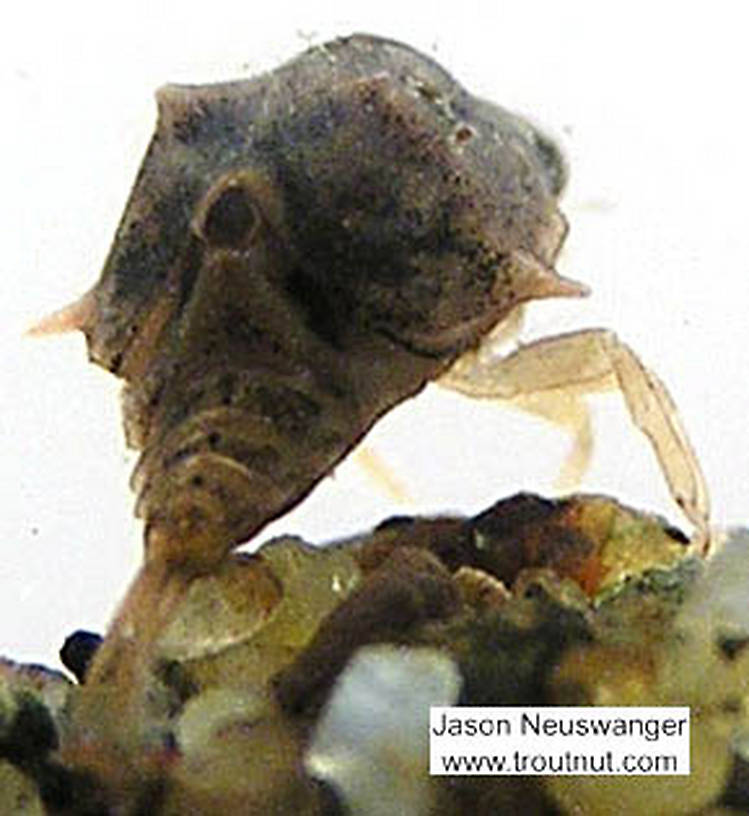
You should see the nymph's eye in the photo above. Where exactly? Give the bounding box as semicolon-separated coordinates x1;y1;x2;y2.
201;185;258;249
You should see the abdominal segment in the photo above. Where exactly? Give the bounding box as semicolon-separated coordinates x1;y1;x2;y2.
131;366;356;564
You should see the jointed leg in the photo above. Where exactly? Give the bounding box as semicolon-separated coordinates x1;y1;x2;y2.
440;329;710;550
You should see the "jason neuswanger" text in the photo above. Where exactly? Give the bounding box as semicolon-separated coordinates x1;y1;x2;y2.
431;711;688;743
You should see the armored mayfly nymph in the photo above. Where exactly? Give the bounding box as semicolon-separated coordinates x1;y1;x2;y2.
36;34;708;572
31;37;709;789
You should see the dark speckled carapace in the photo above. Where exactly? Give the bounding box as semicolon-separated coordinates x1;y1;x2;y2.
58;35;588;567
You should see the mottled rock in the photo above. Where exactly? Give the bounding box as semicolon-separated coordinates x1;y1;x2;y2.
305;645;461;816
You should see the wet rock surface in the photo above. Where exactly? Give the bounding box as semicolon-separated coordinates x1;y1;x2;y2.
3;493;749;814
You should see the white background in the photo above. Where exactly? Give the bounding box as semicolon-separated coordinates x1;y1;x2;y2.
2;2;748;669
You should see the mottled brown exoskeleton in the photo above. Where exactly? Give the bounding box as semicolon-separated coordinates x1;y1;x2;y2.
37;35;708;569
33;35;708;778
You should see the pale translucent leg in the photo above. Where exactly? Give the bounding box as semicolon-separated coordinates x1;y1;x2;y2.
352;308;529;507
352;446;413;505
440;328;711;549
